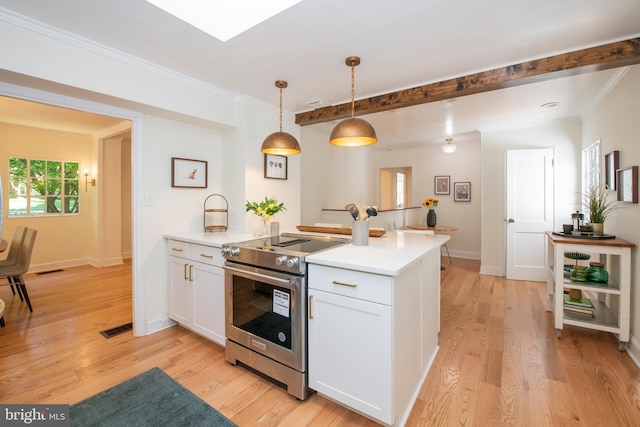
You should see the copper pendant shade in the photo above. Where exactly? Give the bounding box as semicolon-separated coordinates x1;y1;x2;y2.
329;57;377;147
261;80;301;155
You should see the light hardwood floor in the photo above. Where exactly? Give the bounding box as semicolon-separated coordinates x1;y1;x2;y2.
1;259;639;426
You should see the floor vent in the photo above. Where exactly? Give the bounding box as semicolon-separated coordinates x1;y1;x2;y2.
100;322;133;339
36;269;64;275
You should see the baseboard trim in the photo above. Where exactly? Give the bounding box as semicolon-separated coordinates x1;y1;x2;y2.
480;265;505;276
142;317;176;336
626;335;640;368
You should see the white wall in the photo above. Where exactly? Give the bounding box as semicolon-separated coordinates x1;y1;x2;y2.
582;66;640;356
480;121;582;276
300;128;482;259
1;12;303;334
375;140;482;259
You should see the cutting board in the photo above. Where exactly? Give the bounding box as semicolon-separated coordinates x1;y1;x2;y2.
296;225;386;237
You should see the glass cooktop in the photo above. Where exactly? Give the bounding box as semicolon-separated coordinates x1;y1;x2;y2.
231;233;348;256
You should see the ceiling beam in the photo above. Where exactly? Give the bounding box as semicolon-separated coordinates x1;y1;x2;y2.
295;37;640;126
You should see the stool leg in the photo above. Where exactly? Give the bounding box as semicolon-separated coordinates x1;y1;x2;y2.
0;316;4;327
444;243;452;264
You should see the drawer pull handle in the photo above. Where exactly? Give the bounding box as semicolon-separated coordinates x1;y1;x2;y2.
332;280;357;288
189;265;194;282
199;253;214;259
171;248;184;252
183;263;189;280
309;295;313;319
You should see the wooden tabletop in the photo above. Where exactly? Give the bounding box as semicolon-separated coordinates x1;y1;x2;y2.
545;231;635;248
407;224;458;232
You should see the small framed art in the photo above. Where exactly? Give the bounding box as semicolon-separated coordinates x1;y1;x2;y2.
264;154;288;180
434;175;450;195
171;157;208;188
617;166;638;203
605;151;619;190
454;182;471;202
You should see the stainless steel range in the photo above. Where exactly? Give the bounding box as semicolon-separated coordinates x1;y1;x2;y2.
221;233;348;400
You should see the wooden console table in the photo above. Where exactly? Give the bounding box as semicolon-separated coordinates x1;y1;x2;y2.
545;231;635;350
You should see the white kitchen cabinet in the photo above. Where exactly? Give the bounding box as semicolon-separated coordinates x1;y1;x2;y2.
308;249;439;426
167;239;225;346
546;231;635;350
308;284;393;423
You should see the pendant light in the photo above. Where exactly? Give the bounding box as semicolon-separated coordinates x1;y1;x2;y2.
442;138;456;153
261;80;301;155
329;56;377;147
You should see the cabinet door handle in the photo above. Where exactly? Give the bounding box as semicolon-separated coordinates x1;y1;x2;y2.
189;265;194;282
332;280;357;288
309;295;313;319
183;263;189;280
199;253;214;259
171;247;184;252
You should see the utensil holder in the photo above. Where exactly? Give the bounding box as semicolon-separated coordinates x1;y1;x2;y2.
352;221;369;246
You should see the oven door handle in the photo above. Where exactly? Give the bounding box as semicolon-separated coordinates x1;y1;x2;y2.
224;265;294;287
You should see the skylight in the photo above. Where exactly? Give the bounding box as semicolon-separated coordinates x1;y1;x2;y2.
145;0;302;42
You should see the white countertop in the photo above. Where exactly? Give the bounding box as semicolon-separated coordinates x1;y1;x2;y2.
305;231;449;276
163;229;449;276
164;230;255;247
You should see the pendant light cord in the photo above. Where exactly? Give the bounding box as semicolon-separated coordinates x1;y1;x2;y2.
351;64;355;118
279;86;283;132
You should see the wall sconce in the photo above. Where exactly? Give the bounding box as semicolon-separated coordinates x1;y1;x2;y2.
84;168;96;191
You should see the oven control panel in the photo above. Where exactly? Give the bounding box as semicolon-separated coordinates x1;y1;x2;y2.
221;245;305;274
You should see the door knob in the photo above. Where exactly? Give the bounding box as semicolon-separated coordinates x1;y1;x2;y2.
508;218;515;223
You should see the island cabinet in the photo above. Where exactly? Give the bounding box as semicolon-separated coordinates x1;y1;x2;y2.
167;239;225;346
545;231;635;350
307;246;441;426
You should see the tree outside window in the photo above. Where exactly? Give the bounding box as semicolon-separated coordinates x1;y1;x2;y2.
9;157;79;216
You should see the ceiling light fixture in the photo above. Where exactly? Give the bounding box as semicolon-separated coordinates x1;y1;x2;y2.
442;138;456;154
261;80;301;155
329;56;377;147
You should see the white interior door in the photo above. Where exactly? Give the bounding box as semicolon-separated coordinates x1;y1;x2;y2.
506;148;554;280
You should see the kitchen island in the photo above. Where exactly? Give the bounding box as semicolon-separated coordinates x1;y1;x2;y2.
164;230;448;427
305;231;448;426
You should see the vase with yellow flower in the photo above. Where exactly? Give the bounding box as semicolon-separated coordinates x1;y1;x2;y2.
246;196;286;236
422;197;439;227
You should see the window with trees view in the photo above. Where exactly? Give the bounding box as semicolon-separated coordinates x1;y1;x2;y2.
8;157;80;216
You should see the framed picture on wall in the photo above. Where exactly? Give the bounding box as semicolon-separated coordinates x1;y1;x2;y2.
171;157;208;188
617;166;638;203
454;182;471;202
605;150;619;190
264;154;288;180
434;175;450;195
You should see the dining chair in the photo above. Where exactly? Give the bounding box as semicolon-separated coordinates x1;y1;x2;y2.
0;298;5;327
0;226;27;296
0;228;37;312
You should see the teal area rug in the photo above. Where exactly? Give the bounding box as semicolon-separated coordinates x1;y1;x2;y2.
70;367;236;427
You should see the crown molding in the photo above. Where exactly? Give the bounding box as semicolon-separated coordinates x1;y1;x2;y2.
0;7;238;100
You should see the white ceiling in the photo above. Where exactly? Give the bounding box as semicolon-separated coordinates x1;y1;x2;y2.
1;0;639;149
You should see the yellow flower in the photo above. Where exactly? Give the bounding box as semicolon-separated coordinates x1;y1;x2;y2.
422;197;439;209
245;196;286;219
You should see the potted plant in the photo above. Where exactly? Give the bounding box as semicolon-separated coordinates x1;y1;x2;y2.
582;183;622;235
